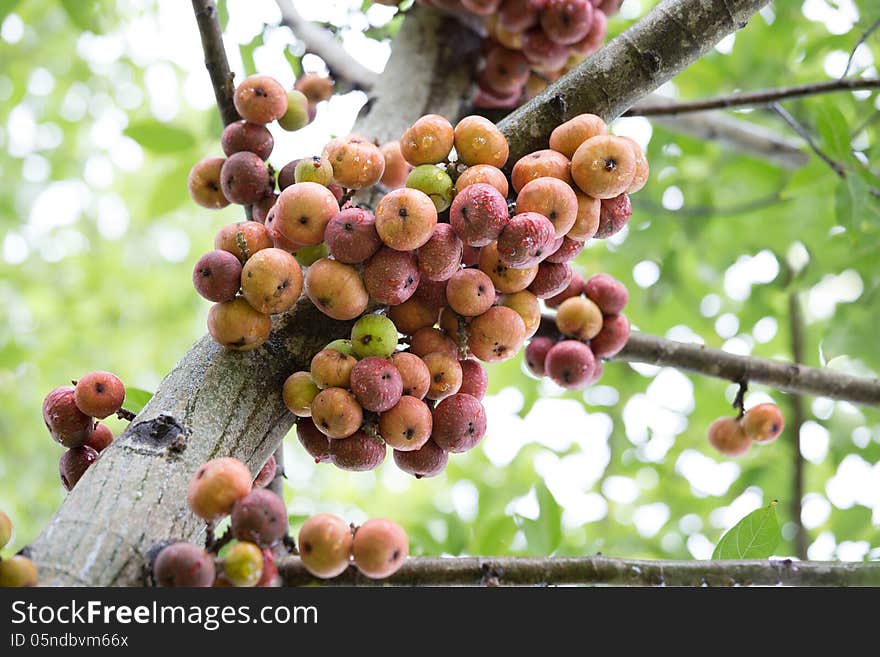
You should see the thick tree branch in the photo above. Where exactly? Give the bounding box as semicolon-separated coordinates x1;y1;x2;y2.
629;78;880;117
275;0;379;91
498;0;773;163
191;0;240;126
278;556;880;586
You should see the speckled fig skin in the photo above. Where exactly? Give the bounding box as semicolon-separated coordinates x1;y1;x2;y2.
422;351;463;401
188;156;230;209
378;396;433;451
349;357;404;413
524;336;555;377
454;115;509;168
323;208;382;264
590;312;630;358
240;248;303;315
405;165;454;212
500;290;541;337
418;223;463;281
499;0;539;32
457;358;488;399
295;73;334;103
187;457;253;521
497;212;557;268
310;348;357;389
278;89;310;132
431;393;487;453
252;193;278;223
322;134;385;189
449;182;509;247
556;296;603;340
571;135;636;199
42;386;94;448
478;241;539;293
522;28;569;70
438;306;468;337
545;271;585;308
380;140;412;189
462;0;503;16
567;191;600;241
85;422;114;452
375;187;438;251
742;403;785;443
297;513;352;579
74;371;125;419
595;193;632;239
394;439;448;478
231;489;288;548
363;247;420;305
305;258;369;321
400;114;454;166
253;454;277;488
329;431;387;471
220;151;273;205
584;272;629;314
293;156;334;186
153;543;215;588
455;164;509;197
352;518;408;579
388;352;431;399
409;327;459;359
573;6;609;54
708;417;751;457
468;305;527;363
310;387;363;439
233;74;288;124
277;160;299;190
543;0;594;43
516;176;579;237
413;277;449;311
222;121;274;160
528;261;573;299
214;221;273;263
296;417;331;463
446;268;496;316
208;297;272;351
388;297;438;335
545;340;597;389
479;46;531;96
193;249;241;302
546;236;585;264
273;182;340;246
59;445;98;491
619;136;649;194
549;113;608;159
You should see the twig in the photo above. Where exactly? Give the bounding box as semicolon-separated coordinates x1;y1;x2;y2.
191;0;240;127
275;0;379;91
788;291;808;560
115;408;137;422
278;555;880;586
770;103;848;178
732;380;748;419
628;78;880;117
842;17;880;79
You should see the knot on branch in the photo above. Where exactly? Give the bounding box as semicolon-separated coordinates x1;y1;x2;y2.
129;414;190;452
641;50;661;74
480;561;504;587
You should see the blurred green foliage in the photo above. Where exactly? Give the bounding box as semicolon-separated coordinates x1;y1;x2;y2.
1;0;879;566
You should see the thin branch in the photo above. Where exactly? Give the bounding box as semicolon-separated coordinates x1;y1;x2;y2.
788;291;808;560
842;17;880;79
771;103;847;178
275;0;379;91
191;0;240;126
278;555;880;586
498;0;774;163
628;78;880;117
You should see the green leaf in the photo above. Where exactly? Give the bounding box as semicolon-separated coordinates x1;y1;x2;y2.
59;0;106;33
284;48;303;79
712;501;780;560
147;160;191;217
217;0;229;31
815;101;851;161
238;32;262;78
124;388;154;415
521;483;562;555
124;120;196;153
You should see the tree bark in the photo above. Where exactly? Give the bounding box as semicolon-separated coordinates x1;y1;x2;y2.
279;555;880;587
498;0;773;163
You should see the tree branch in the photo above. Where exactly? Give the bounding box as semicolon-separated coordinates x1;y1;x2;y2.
629;78;880;117
278;555;880;586
191;0;240;126
498;0;773;163
275;0;379;91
